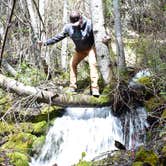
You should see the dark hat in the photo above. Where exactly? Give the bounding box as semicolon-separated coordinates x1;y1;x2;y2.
69;11;81;23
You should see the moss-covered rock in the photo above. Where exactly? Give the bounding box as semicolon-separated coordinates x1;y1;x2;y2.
19;122;34;133
32;105;64;122
134;146;159;166
0;95;12;114
32;121;47;135
0;122;14;136
7;152;29;166
31;136;45;156
2;132;36;154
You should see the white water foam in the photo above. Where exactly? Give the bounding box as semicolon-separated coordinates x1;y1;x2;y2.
30;107;123;166
30;106;148;166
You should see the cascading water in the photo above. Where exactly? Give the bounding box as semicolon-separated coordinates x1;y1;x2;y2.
30;106;148;166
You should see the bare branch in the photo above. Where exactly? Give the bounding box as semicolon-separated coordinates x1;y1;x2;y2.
0;0;17;67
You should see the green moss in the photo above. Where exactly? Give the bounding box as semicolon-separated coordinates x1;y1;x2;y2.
7;152;29;166
161;109;166;119
33;121;47;135
145;96;165;112
75;152;92;166
98;95;111;105
102;85;112;95
0;95;12;113
32;136;45;155
41;106;60;114
135;146;158;166
160;91;166;100
132;161;143;166
89;96;101;105
0;157;4;163
32;106;63;122
88;94;111;106
16;62;46;86
76;161;92;166
0;122;14;135
2;132;36;154
19;122;34;133
161;145;166;156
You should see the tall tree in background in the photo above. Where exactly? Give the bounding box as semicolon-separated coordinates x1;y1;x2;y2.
90;0;113;85
0;0;17;76
0;0;16;67
60;0;68;71
26;0;41;67
113;0;126;70
26;0;52;78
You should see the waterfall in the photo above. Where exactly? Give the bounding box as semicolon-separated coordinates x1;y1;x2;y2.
30;106;148;166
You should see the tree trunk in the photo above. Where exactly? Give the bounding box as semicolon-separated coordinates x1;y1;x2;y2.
60;0;68;71
113;0;126;70
90;0;113;85
26;0;39;37
0;0;16;67
26;0;40;68
1;59;17;76
0;74;111;107
38;0;52;79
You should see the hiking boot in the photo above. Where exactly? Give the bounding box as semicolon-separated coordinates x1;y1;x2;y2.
92;87;100;97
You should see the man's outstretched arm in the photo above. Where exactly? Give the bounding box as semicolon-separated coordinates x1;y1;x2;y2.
37;25;69;46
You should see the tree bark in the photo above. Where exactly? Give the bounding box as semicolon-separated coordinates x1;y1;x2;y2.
0;0;16;67
60;0;68;71
90;0;113;85
113;0;126;70
26;0;39;37
0;74;111;107
1;59;17;77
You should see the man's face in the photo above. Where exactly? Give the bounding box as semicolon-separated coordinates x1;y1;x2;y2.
70;16;83;28
72;20;81;27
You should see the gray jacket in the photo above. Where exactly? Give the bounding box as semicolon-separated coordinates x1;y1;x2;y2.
45;17;94;52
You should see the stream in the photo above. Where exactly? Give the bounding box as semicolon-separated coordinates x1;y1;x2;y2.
30;106;148;166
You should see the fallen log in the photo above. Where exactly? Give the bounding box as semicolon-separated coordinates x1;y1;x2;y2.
0;74;111;107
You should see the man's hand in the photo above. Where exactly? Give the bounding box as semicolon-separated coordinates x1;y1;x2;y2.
37;40;44;46
102;35;111;44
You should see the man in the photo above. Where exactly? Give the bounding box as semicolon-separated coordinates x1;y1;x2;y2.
38;11;100;96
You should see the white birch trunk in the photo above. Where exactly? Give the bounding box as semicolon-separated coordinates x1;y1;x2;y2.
25;0;41;67
90;0;112;85
38;0;51;78
113;0;126;70
26;0;39;37
1;59;17;77
60;0;68;71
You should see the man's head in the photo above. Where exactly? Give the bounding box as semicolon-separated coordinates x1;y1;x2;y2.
69;11;82;27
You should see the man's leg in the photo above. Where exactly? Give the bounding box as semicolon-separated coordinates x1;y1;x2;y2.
69;51;88;90
88;48;100;96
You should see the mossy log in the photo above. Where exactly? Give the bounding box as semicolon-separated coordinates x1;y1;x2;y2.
0;74;111;107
